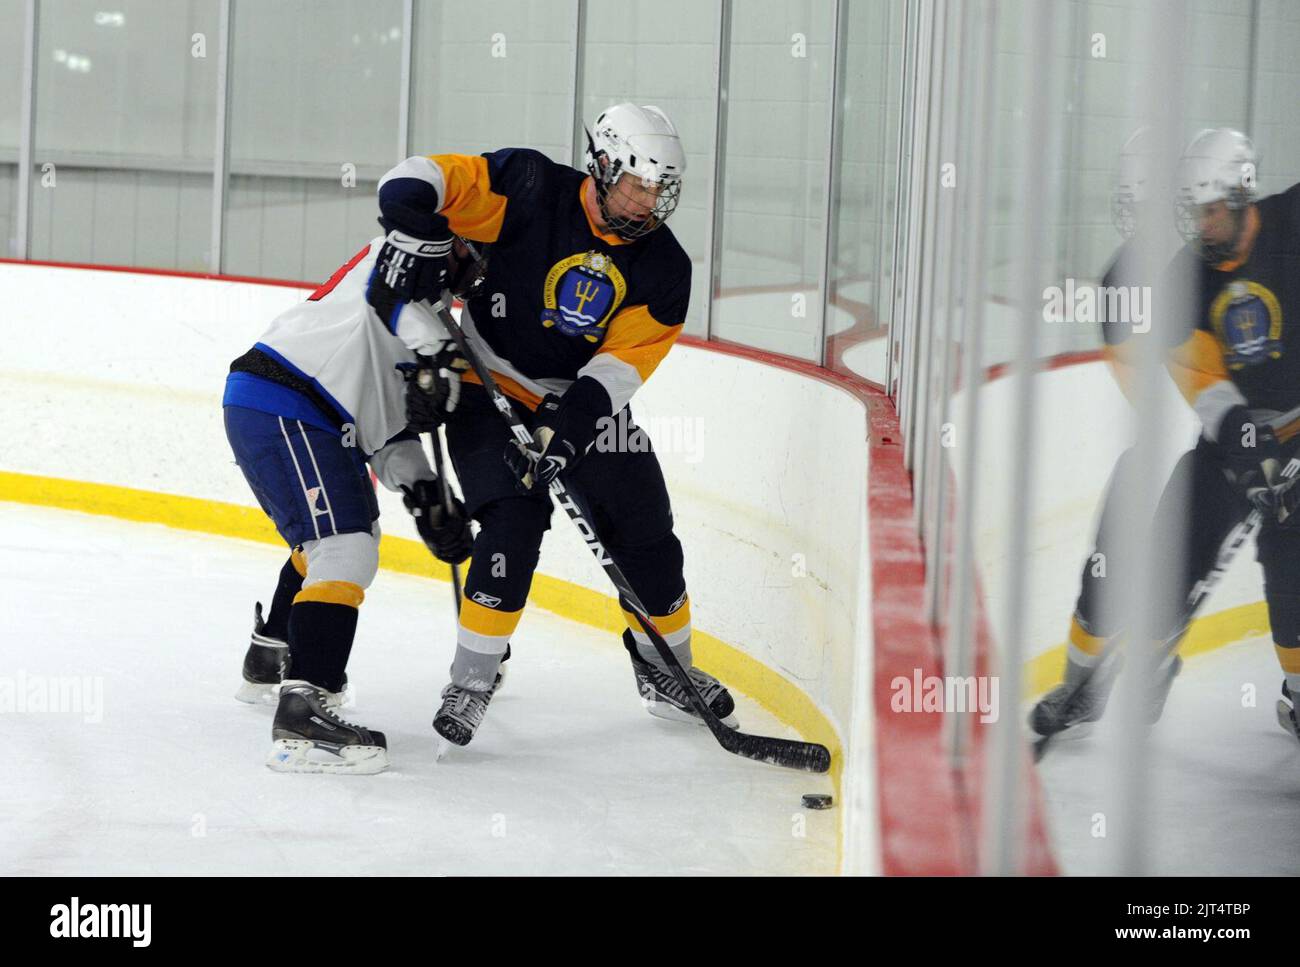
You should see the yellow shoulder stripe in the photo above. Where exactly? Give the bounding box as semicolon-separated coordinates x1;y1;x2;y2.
430;154;507;243
597;305;683;383
1166;329;1229;405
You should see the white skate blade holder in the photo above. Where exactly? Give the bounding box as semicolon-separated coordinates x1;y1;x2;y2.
267;739;388;775
643;695;739;730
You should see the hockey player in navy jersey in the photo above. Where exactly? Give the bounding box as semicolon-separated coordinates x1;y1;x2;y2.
224;102;735;769
378;103;736;747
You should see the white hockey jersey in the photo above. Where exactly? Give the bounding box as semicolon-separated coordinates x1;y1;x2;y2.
224;236;451;459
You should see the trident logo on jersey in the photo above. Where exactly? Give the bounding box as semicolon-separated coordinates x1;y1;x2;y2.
541;251;627;342
1211;280;1283;369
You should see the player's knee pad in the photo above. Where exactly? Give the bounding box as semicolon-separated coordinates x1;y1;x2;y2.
298;527;380;603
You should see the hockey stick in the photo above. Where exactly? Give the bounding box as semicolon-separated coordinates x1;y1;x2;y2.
429;297;831;774
1034;452;1300;762
420;415;462;613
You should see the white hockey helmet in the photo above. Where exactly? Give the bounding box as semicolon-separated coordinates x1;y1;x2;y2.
1175;127;1258;258
584;103;685;241
1111;126;1151;239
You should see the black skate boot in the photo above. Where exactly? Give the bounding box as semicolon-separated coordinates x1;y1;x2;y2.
433;682;495;747
1029;653;1120;739
622;630;738;729
236;603;351;708
1277;681;1300;742
1032;648;1182;741
235;602;288;704
267;679;388;774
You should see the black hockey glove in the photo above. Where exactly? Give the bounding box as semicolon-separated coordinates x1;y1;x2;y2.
401;480;473;564
503;379;609;495
366;229;454;327
1213;405;1300;525
1247;472;1300;527
402;347;467;432
1211;402;1284;475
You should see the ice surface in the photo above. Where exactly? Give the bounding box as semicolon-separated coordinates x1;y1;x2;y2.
0;503;836;875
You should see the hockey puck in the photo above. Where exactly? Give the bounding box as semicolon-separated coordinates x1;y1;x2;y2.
801;793;833;810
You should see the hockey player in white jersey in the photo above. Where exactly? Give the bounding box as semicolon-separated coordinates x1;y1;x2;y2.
231;244;495;713
223;230;476;774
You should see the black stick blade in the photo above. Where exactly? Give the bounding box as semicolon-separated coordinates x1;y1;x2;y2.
722;731;832;773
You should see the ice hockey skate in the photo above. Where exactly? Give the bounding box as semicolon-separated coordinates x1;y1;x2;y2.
267;679;387;774
235;602;352;709
234;601;288;705
1032;650;1182;742
433;681;495;750
1278;682;1300;742
622;630;738;729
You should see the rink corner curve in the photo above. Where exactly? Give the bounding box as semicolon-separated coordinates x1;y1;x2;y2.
0;257;1043;875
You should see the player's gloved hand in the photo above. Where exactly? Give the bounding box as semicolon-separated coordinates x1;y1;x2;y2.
402;346;467;431
503;383;608;494
1215;405;1283;483
504;396;576;495
366;229;454;326
1244;449;1300;526
401;480;473;564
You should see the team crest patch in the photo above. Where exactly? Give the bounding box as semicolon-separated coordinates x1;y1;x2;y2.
541;251;627;343
1211;280;1283;369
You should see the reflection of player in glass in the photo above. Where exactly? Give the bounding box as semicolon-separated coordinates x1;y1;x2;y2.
1160;129;1300;742
1029;127;1186;742
1034;127;1300;749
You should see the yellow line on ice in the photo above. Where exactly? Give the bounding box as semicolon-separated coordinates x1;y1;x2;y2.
1025;601;1274;699
0;469;843;865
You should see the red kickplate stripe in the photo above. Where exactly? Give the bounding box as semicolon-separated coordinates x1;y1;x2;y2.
865;392;1058;876
864;394;967;874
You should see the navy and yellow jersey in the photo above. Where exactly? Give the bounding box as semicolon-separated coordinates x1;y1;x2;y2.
376;148;691;416
1165;184;1300;433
